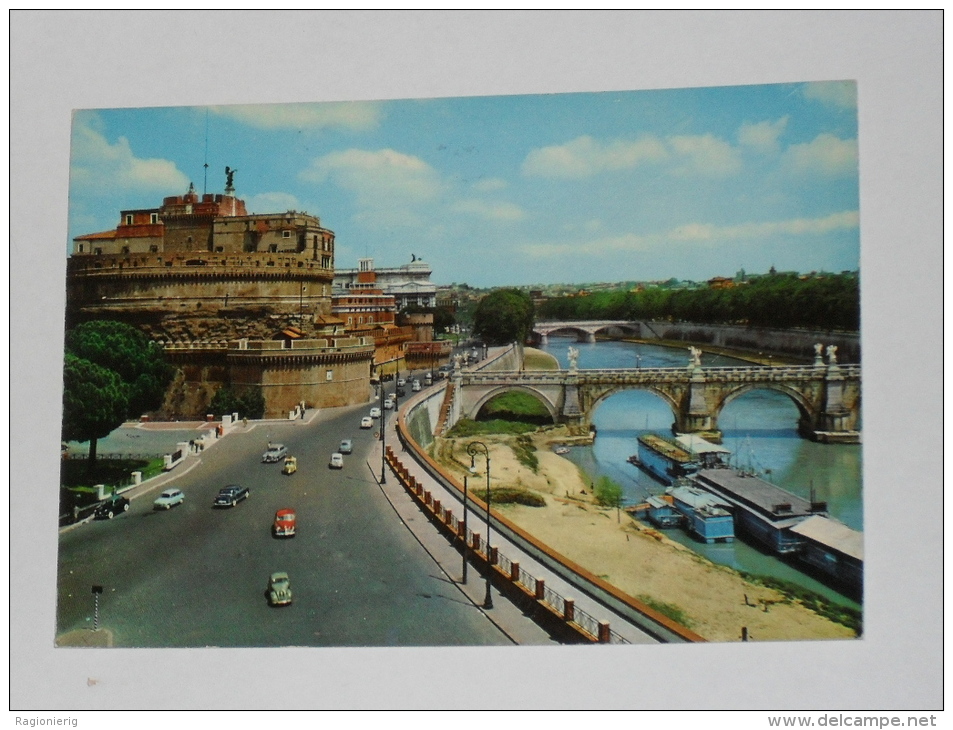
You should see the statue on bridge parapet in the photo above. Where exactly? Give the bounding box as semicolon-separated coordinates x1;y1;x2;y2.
688;346;702;370
826;344;838;365
567;346;579;372
814;343;825;367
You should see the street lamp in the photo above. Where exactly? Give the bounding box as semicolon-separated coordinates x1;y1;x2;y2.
379;381;387;484
461;476;469;584
467;440;493;609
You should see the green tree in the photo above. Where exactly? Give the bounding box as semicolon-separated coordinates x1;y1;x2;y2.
209;386;265;419
472;288;535;345
594;476;624;509
65;320;173;415
62;353;129;475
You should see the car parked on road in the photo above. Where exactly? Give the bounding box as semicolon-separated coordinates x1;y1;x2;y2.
267;572;293;606
369;407;381;419
339;439;353;454
360;416;374;429
272;509;296;538
153;488;184;510
329;452;344;469
213;484;249;508
261;444;288;463
94;494;130;520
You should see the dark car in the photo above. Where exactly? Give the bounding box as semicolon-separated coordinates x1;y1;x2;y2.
395;387;406;398
94;495;130;520
214;484;250;508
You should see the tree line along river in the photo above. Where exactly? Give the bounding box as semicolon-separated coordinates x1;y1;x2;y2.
536;336;862;611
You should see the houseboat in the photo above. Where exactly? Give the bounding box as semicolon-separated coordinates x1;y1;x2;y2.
673;434;731;469
692;469;828;555
668;485;735;544
789;515;864;596
629;434;699;485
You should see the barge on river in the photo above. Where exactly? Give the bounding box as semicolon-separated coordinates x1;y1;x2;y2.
692;469;827;554
629;433;730;485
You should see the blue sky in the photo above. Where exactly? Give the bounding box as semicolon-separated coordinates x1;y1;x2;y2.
67;80;859;287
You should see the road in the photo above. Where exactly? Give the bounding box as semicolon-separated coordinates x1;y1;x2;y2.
57;379;512;648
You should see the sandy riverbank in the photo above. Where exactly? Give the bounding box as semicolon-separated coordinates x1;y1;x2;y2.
432;426;857;643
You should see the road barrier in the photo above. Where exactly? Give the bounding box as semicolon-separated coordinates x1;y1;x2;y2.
385;446;630;644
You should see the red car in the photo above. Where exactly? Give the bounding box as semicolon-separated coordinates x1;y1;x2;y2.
272;509;296;538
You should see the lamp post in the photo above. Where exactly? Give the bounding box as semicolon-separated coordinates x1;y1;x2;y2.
379;380;386;484
467;441;493;609
461;476;469;584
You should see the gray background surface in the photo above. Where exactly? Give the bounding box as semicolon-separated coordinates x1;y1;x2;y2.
11;10;942;710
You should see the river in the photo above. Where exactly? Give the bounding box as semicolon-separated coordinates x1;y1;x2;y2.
537;336;863;610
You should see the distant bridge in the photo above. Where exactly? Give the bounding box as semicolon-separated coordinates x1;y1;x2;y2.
532;320;647;344
448;360;861;443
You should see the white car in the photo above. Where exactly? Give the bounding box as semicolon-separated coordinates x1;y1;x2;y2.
261;444;288;463
412;379;421;392
329;453;344;469
369;407;382;419
360;416;374;429
396;378;406;387
153;488;184;510
383;399;394;410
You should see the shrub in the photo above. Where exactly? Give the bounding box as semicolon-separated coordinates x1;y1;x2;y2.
594;475;624;508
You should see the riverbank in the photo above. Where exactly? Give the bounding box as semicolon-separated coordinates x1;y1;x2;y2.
611;337;805;366
431;426;857;643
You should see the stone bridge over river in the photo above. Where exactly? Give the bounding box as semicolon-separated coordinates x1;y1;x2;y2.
448;358;861;443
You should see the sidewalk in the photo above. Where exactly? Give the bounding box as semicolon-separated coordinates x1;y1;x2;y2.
380;418;659;645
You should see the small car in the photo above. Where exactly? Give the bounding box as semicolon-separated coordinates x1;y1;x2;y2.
281;456;298;475
272;509;296;538
412;379;421;392
360;417;374;429
395;387;406;398
261;444;288;463
329;452;344;469
213;484;249;508
383;399;394;411
267;572;293;606
369;407;381;419
94;494;130;520
424;373;433;385
396;378;406;387
154;488;184;510
339;439;353;454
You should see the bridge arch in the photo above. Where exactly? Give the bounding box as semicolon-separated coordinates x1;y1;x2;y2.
584;384;681;429
542;326;596;341
714;382;817;430
590;323;642;338
468;384;560;425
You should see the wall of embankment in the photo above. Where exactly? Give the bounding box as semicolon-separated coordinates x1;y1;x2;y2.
638;321;860;363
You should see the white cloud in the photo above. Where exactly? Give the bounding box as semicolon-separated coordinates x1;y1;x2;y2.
521;210;858;258
783;133;858;176
667;134;742;177
300;148;441;206
472;177;508;192
451;199;527;221
521;134;667;178
245;191;302;214
801;81;857;110
210;101;381;131
522;133;741;179
71;118;188;193
738;117;789;153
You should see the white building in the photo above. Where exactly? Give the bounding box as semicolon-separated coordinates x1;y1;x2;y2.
334;257;437;311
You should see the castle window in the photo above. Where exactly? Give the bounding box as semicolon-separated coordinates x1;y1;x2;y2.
125;215;133;225
94;248;102;255
122;246;130;254
150;213;158;224
282;230;291;238
150;245;158;253
78;244;84;252
326;370;333;381
269;244;278;253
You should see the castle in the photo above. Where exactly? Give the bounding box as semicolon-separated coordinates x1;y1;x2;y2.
67;176;377;419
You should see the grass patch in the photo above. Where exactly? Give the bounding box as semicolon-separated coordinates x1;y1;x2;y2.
479;391;551;424
594;475;624;508
445;418;539;437
60;457;159;490
511;435;539;473
637;594;695;628
739;571;863;634
475;487;546;507
522;349;560;370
